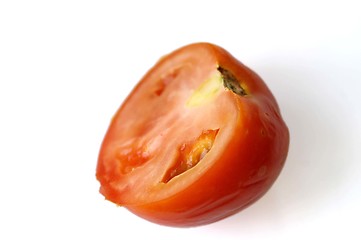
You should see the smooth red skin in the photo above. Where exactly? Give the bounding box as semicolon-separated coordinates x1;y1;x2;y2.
97;43;289;227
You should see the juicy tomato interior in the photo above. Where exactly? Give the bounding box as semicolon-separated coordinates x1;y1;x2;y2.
97;43;289;227
97;46;240;204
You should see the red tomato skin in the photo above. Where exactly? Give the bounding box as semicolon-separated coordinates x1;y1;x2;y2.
127;93;288;227
97;43;289;227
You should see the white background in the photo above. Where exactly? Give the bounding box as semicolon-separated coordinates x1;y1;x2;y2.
1;0;361;239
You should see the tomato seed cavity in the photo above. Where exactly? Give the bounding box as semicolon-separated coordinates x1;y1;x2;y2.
162;129;219;183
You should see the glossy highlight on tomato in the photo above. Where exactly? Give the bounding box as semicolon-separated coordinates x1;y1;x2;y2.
96;43;289;227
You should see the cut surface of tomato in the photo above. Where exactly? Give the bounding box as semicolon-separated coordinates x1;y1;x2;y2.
96;43;289;227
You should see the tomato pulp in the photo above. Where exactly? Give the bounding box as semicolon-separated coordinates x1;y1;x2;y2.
96;43;289;227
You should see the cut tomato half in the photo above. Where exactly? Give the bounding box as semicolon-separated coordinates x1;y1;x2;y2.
96;43;289;227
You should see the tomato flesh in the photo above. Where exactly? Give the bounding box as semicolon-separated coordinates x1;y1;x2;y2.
96;43;289;227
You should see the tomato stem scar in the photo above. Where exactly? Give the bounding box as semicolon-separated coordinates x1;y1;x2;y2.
217;66;247;96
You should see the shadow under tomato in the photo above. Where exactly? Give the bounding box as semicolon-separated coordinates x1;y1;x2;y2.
202;60;354;235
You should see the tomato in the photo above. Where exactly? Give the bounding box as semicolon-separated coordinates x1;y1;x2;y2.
96;43;289;227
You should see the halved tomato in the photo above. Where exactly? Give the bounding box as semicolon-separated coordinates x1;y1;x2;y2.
96;43;289;227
